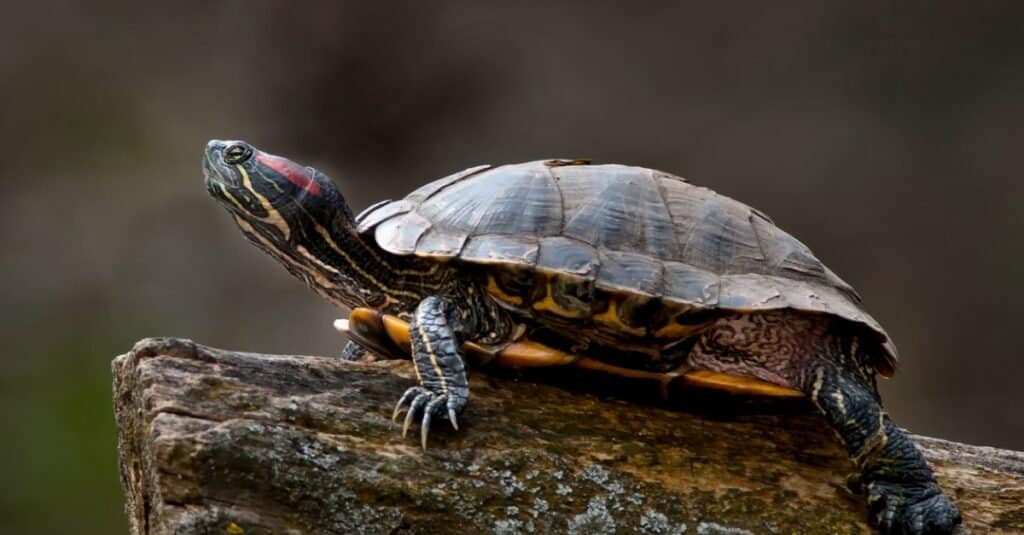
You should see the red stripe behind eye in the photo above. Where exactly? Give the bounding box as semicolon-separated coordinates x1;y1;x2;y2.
255;153;322;197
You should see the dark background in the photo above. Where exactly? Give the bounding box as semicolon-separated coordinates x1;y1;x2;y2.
2;2;1021;533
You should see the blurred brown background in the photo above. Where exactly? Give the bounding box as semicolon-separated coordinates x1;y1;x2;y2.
1;2;1021;533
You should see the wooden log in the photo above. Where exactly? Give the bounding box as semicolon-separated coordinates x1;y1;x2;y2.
113;337;1024;534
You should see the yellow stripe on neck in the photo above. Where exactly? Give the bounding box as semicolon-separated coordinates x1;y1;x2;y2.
238;164;423;302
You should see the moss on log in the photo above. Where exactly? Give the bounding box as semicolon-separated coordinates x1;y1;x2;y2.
113;338;1023;534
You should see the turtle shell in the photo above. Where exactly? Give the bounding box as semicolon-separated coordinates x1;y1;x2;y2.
356;160;897;375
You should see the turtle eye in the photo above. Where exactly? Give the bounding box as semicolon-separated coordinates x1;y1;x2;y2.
224;143;252;164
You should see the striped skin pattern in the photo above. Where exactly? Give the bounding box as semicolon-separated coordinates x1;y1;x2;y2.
202;141;454;316
691;311;959;533
204;143;959;534
398;296;469;449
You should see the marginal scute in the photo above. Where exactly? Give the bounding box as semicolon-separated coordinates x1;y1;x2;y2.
366;160;900;368
662;262;721;307
596;250;664;296
374;212;431;255
717;274;786;309
414;228;468;258
461;234;538;266
356;200;414;234
537;237;599;277
354;198;393;226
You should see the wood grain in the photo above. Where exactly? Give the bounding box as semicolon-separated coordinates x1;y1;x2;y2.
113;338;1023;534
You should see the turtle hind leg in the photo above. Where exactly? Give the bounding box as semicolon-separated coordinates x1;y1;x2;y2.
804;362;961;534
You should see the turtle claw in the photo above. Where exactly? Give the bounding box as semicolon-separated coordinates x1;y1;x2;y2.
392;387;423;422
392;386;462;448
420;412;432;449
402;407;415;438
448;407;459;431
867;480;961;534
421;397;447;449
402;392;429;438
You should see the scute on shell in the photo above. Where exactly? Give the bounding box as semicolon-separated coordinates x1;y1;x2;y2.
356;160;897;373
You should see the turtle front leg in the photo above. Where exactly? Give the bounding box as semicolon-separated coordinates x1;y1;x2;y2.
805;362;961;534
393;295;470;449
339;341;369;361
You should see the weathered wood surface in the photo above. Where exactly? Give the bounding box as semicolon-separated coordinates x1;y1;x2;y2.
113;337;1024;534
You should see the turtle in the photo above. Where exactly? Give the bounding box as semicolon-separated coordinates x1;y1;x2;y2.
203;139;961;534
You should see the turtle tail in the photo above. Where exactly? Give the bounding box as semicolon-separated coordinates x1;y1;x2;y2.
803;361;961;534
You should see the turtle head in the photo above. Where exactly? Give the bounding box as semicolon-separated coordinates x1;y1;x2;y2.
203;139;387;309
203;139;354;227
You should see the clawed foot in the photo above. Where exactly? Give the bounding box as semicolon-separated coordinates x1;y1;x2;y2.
392;386;463;449
867;480;961;534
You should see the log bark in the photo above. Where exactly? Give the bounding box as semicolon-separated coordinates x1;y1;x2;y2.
113;337;1024;534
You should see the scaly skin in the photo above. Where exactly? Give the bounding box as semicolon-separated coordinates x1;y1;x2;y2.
204;141;960;533
806;362;960;534
203;140;515;447
691;312;960;534
339;341;369;362
392;285;518;447
393;296;470;448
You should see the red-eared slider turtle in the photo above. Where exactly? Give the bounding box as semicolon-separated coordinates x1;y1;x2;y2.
203;140;960;534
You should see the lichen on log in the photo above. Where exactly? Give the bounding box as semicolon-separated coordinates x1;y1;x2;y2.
113;337;1024;534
